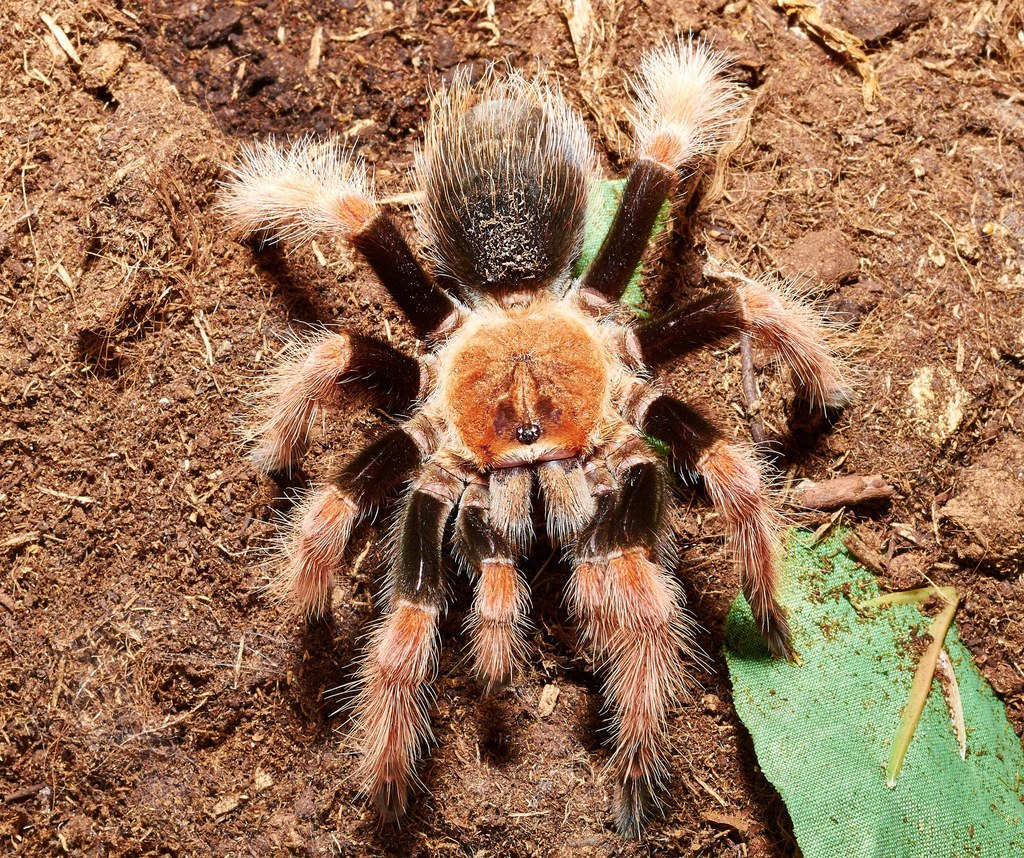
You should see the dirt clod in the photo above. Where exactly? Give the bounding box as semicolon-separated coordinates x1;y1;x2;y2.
775;228;860;286
185;7;244;49
942;435;1024;570
837;0;933;45
80;40;126;89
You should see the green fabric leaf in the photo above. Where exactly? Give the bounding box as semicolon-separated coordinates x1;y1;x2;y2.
725;529;1024;857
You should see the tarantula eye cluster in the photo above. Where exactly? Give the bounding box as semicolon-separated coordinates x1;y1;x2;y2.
220;39;849;838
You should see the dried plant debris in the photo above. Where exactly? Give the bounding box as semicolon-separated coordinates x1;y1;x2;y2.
561;0;624;153
777;0;881;106
858;585;960;786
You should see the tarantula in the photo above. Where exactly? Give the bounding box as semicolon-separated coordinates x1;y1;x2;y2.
221;41;849;837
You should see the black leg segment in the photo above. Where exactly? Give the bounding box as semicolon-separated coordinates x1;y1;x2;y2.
576;491;615;560
351;212;457;336
331;427;423;509
580;159;676;303
578;463;666;558
455;502;514;571
344;332;422;410
394;489;455;605
641;395;721;474
635;290;744;368
608;462;666;552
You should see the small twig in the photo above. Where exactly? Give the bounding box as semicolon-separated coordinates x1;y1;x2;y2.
327;26;382;42
739;331;766;445
4;783;47;804
349;536;374;581
842;531;887;574
193;312;214;367
21;165;40;290
118;694;210;746
529;547;559;587
791;474;894;511
693;775;729;808
37;486;94;505
1;209;35;231
233;633;245;690
305;26;323;77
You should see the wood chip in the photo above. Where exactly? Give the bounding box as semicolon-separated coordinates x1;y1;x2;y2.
792;474;894;511
892;522;920;545
2;531;40;551
306;26;323;77
40;12;81;66
843;531;887;574
211;795;242;818
252;769;274;792
705;810;753;833
538;683;560;717
378;190;423;207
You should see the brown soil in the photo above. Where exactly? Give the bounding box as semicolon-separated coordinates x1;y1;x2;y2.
2;0;1022;855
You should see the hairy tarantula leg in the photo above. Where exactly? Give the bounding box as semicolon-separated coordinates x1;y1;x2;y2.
580;40;743;303
352;598;439;822
250;330;422;474
636;279;851;411
455;483;531;692
579;158;677;304
351;213;457;336
220;136;456;335
641;395;793;658
537;458;596;545
352;465;459;821
272;427;425;615
488;466;535;555
571;461;692;837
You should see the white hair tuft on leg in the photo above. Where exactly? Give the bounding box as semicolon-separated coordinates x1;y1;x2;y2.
631;38;745;171
219;135;377;246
